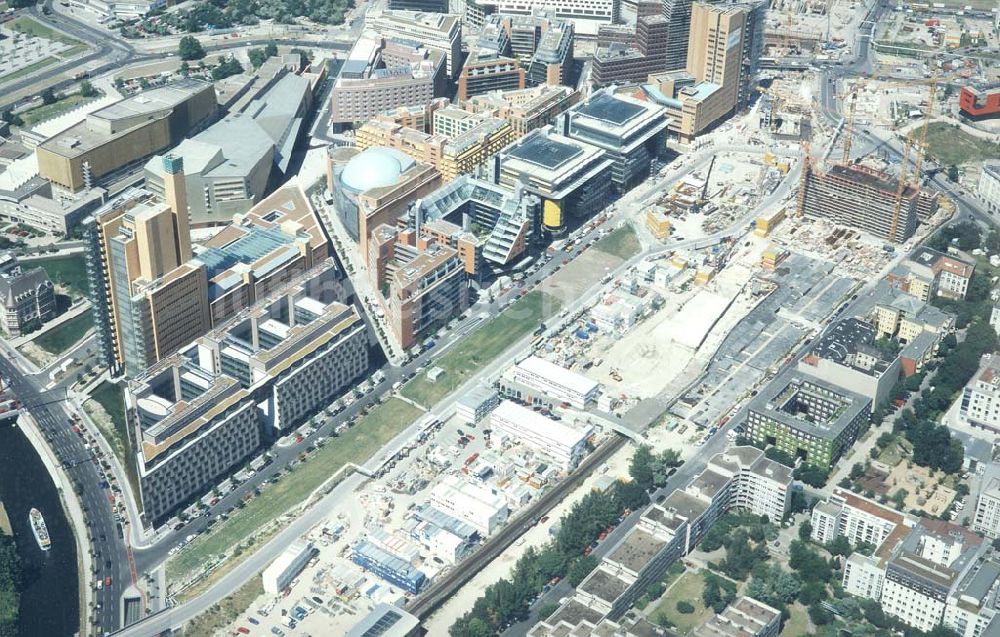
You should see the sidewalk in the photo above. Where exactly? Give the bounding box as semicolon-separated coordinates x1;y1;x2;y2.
9;299;91;349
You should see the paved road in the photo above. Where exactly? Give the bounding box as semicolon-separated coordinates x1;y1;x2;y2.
0;348;130;634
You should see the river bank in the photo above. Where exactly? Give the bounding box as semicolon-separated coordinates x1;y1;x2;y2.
0;419;82;636
0;502;11;536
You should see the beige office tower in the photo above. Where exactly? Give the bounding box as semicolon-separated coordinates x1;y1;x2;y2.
89;157;210;376
686;3;748;117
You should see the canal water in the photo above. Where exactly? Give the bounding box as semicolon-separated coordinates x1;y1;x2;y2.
0;419;79;637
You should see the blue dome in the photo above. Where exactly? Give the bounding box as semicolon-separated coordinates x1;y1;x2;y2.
340;147;415;193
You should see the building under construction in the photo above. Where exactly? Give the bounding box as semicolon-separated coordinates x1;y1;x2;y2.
797;163;920;244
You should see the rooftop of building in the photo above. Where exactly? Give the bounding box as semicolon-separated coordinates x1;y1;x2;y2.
371;9;462;34
577;566;630;604
515;356;598;396
340;146;417;193
543;599;605;631
749;370;871;440
908;245;976;279
889;518;984;590
501;128;608;186
492;400;590;448
605;526;669;573
575;90;653;128
346;603;420;637
801;316;895;378
0;265;51;306
824;163;919;199
692;596;781;637
645;491;710;531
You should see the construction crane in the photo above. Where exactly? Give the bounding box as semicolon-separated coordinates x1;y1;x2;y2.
910;70;939;189
842;83;861;164
796;140;811;218
889;133;913;243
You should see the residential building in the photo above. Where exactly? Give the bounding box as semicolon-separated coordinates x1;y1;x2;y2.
86;177;330;377
972;463;1000;538
881;521;986;632
561;89;668;194
368;225;469;349
463;85;581;137
368;11;463;79
961;354;1000;434
463;0;619;36
327;145;442;258
529;447;791;634
810;489;909;549
745;371;872;470
346;604;421;637
870;285;953;376
37;80;216;192
490;400;593;469
0;258;55;336
354;110;516;184
405;174;543;273
429;474;509;536
263;540;315;594
797;317;902;406
692;597;781;637
979;161;1000;215
144;73;313;227
457;52;526;101
889;246;977;301
798;163;920;244
494;127;613;233
329;36;446;126
943;558;1000;637
959;82;1000;120
504;356;600;408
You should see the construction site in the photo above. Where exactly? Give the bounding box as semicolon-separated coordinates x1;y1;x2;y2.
764;0;874;61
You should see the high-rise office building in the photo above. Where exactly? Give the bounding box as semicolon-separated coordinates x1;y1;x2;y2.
661;0;693;70
686;3;747;116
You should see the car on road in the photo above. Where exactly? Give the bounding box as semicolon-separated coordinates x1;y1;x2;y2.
248;617;260;625
104;576;112;587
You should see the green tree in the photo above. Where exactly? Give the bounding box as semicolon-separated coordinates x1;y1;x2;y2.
178;35;206;60
629;445;656;492
827;535;852;557
180;61;191;76
947;164;960;182
537;602;558;621
79;80;98;98
676;600;695;614
799;520;813;542
793;464;829;488
41;87;57;105
211;55;244;80
809;603;833;625
248;46;269;68
265;41;278;57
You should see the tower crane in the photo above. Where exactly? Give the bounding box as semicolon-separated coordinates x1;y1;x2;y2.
842;83;861;164
911;70;939;189
889;133;914;243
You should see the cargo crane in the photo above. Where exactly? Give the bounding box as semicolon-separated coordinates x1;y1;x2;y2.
910;70;939;189
889;133;913;243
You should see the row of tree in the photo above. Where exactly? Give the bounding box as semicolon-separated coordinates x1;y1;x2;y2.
449;478;648;637
0;535;21;637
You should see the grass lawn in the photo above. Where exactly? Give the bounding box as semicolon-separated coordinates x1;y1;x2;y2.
592;225;641;260
167;397;423;584
32;254;90;299
781;602;811;636
9;17;83;46
400;290;562;407
85;381;141;502
0;56;58;83
877;434;910;466
183;576;263;636
20;93;95;126
650;571;713;634
32;312;92;354
923;122;999;167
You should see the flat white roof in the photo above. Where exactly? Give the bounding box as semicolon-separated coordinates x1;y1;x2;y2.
516;356;599;396
433;475;507;514
263;538;312;579
492;400;590;449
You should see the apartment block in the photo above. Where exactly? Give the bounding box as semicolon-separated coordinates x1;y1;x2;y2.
887;246;977;302
961;354;1000;434
368;225;469;350
529;447;791;635
37;80;216;192
368;11;463;79
972;463;1000;538
979;162;1000;215
463;85;581;137
799;163;920;244
560;89;668;194
746;372;872;470
797;317;902;406
870;284;953;376
943;558;1000;637
457;53;526;101
692;597;781;637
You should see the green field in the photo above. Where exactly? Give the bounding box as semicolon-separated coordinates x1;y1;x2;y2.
167;397;423;584
780;603;811;636
86;381;141;501
0;56;58;83
400;290;562;407
32;254;90;299
9;17;83;46
33;312;92;354
923;122;1000;167
650;571;714;634
20;93;95;126
592;225;641;260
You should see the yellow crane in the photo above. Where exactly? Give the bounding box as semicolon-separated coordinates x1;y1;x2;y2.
910;70;939;189
797;140;811;218
889;133;913;243
842;83;861;164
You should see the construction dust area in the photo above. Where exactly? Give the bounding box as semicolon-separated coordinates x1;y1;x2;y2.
753;74;816;143
767;215;899;279
673;250;859;431
765;0;867;59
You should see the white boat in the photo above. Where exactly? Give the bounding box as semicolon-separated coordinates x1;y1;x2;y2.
29;508;50;551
